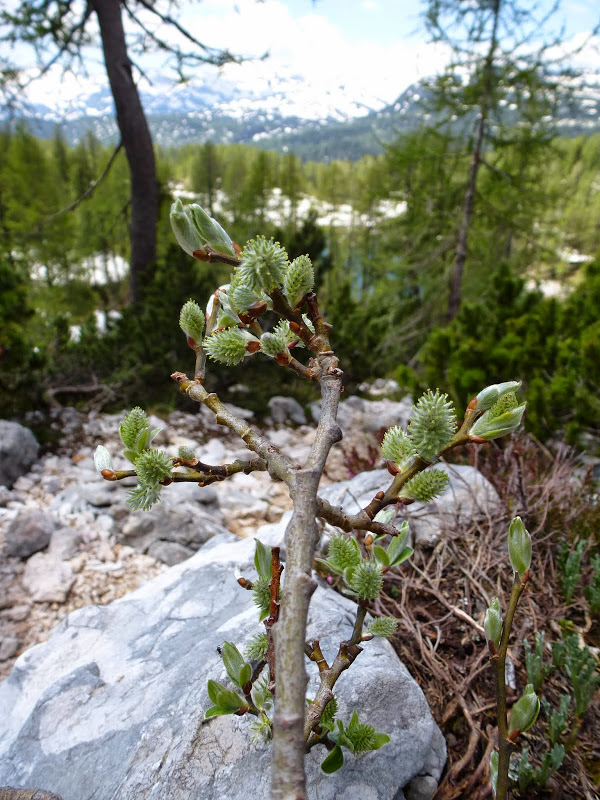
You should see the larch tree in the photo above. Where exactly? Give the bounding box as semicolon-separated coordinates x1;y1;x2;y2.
0;0;242;304
422;0;596;320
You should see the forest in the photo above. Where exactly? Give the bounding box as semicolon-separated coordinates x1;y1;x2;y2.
1;124;599;450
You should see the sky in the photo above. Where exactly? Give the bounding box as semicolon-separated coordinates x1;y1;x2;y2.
7;0;600;120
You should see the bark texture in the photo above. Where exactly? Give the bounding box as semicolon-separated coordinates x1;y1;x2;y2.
91;0;158;305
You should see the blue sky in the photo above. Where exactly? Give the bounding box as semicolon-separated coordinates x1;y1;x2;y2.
11;0;600;119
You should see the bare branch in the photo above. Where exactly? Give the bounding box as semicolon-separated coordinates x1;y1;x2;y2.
35;140;124;232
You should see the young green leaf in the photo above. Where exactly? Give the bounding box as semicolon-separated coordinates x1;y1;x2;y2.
254;539;272;581
221;641;247;687
321;744;344;774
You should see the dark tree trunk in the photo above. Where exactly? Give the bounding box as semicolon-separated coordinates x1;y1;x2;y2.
447;0;502;321
91;0;157;305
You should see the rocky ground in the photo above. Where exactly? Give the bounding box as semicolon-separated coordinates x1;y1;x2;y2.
0;387;412;679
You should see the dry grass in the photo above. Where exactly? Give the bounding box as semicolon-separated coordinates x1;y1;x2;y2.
368;433;600;800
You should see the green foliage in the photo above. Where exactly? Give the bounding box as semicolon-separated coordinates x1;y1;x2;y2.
205;678;246;718
523;633;553;694
515;744;566;792
320;711;390;773
541;694;570;747
372;522;412;569
408;261;600;447
557;539;586;604
584;554;600;615
221;642;253;689
562;633;600;718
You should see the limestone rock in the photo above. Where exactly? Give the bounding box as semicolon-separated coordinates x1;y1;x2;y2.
118;501;230;565
312;396;412;434
0;637;19;662
4;512;56;559
21;554;74;603
268;396;307;426
0;534;445;800
0;422;39;489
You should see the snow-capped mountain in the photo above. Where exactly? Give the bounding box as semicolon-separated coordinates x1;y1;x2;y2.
5;67;600;161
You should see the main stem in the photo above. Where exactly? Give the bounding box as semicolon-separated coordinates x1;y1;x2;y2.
495;573;527;800
271;369;342;800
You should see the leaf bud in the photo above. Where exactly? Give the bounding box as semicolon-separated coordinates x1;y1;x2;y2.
508;516;532;576
475;381;522;411
170;199;235;257
489;750;499;796
508;684;540;735
484;597;503;648
179;299;205;344
119;407;149;449
470;397;526;441
94;445;114;474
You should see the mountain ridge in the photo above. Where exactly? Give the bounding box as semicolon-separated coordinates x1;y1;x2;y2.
4;72;600;161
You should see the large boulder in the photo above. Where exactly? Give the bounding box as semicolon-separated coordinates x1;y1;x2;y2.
319;464;500;547
0;533;445;800
0;422;39;489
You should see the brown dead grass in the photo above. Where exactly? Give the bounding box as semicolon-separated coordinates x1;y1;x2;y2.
370;433;600;800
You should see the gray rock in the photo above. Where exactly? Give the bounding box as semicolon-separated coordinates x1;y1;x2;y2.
4;512;57;559
48;528;85;561
405;463;500;547
118;501;230;563
0;637;19;662
0;533;445;800
311;396;412;433
21;554;74;603
0;487;13;507
358;378;401;397
318;464;500;547
0;421;39;488
268;396;307;426
404;726;447;800
1;605;30;623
